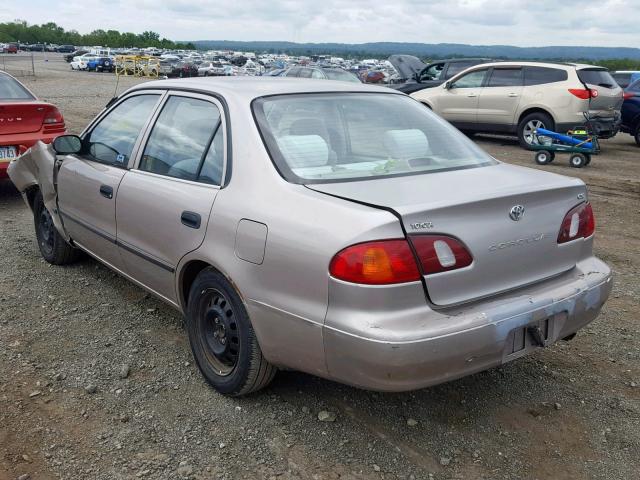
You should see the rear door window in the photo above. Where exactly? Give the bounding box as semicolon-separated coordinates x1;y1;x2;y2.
487;68;523;87
139;95;224;185
524;67;568;86
577;69;617;89
445;62;477;79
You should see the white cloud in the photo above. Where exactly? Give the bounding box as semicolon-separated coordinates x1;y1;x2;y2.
2;0;638;46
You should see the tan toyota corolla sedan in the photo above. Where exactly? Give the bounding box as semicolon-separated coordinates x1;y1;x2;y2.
8;78;612;396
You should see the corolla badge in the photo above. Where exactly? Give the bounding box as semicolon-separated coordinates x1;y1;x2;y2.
509;205;525;221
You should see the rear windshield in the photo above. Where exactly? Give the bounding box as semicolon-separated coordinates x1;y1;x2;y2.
323;69;360;83
0;74;35;100
578;69;616;88
253;93;496;184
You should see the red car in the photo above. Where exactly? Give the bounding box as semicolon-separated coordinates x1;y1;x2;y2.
3;44;18;54
0;71;66;179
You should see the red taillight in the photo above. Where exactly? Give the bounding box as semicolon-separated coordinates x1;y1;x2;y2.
409;235;473;275
623;92;635;100
43;106;64;125
557;203;595;244
329;240;420;285
568;88;598;99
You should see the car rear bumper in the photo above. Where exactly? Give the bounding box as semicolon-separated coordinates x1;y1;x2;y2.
323;256;612;392
0;131;63;179
556;113;621;139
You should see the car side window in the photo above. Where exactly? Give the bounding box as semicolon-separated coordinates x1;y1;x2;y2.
298;68;313;78
420;63;444;81
311;69;325;79
139;95;223;184
86;94;160;166
451;69;487;89
486;68;523;87
286;67;300;77
524;67;568;86
445;62;475;79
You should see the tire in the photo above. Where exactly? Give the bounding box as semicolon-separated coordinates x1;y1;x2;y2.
33;191;80;265
534;150;555;165
517;112;555;150
569;153;588;168
634;124;640;147
186;268;277;396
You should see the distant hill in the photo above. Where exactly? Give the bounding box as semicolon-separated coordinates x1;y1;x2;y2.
192;40;640;61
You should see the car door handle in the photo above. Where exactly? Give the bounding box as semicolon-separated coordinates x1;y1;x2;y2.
99;185;113;199
508;93;519;97
181;211;201;229
467;94;477;98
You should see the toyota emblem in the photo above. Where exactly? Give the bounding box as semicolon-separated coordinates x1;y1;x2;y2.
509;205;525;221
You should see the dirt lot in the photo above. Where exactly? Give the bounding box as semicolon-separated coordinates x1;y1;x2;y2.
1;53;639;480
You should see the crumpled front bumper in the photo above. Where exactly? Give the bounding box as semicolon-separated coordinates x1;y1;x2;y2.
323;256;612;392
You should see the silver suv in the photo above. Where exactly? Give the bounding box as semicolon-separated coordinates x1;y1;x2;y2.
411;61;623;148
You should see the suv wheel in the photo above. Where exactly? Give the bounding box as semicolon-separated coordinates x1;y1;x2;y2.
186;268;277;396
518;112;554;150
634;124;640;147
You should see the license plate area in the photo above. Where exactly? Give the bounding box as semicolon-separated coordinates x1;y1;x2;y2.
504;317;555;360
0;146;17;162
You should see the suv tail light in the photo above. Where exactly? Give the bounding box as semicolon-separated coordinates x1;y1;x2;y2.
557;203;595;244
623;92;635;100
409;235;473;275
329;240;421;285
568;88;598;99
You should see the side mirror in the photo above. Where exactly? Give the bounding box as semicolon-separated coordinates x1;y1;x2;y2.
444;81;453;90
52;135;82;155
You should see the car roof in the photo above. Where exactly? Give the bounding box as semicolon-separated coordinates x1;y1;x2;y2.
127;77;396;101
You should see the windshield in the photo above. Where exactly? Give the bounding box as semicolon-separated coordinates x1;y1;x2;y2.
253;93;496;184
0;74;35;100
324;69;360;83
578;69;616;89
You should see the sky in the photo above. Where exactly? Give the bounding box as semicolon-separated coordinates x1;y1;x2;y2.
3;0;638;47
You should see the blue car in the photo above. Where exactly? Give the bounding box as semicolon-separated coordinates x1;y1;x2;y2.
621;79;640;146
87;57;114;73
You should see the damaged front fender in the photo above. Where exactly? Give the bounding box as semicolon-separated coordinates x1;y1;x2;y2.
7;141;69;241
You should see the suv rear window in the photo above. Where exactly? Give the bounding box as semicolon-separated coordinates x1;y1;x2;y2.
524;67;568;86
577;69;617;89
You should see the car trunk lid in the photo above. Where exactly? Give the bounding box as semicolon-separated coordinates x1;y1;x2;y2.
0;101;49;135
308;163;589;306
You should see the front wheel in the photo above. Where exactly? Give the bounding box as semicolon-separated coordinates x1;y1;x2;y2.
517;112;554;150
186;268;277;396
33;191;80;265
534;150;555;165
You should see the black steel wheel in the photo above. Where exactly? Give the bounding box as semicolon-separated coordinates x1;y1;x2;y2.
33;190;79;265
187;268;276;396
534;150;555;165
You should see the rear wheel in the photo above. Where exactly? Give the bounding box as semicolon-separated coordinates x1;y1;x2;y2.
634;124;640;147
534;150;555;165
518;112;554;150
186;268;277;396
33;191;80;265
569;153;588;168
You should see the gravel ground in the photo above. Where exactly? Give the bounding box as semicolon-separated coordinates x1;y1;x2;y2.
1;53;639;480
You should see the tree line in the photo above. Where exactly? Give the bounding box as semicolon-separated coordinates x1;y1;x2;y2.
0;21;195;50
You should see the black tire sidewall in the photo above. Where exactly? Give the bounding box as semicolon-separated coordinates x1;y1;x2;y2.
518;112;554;150
634;124;640;147
186;268;257;395
33;191;70;263
535;150;552;165
570;154;586;168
